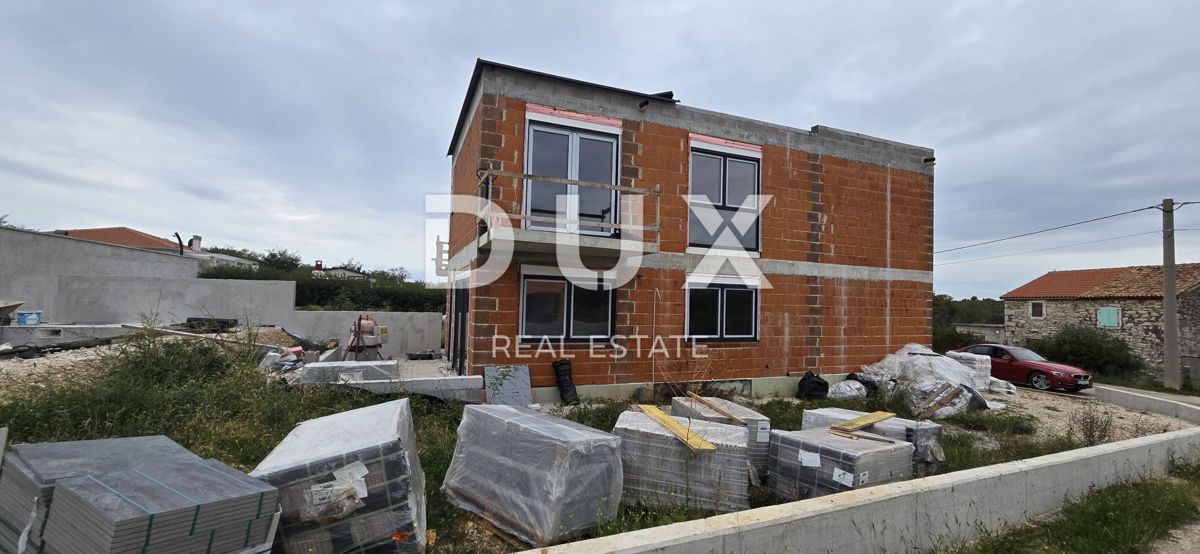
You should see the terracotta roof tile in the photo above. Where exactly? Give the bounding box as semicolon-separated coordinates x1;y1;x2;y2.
1001;263;1200;300
58;227;191;251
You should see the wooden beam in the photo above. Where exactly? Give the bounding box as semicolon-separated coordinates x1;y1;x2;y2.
830;411;894;433
918;387;964;419
829;429;896;443
686;392;747;425
637;404;716;453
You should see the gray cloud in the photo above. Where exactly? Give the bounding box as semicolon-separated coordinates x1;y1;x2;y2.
1;1;1197;296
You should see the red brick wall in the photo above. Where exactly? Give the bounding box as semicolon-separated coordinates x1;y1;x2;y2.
448;95;933;386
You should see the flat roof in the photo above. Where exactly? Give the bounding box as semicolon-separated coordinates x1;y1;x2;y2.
447;59;679;156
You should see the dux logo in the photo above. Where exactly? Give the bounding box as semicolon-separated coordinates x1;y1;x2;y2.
685;194;773;289
426;193;772;290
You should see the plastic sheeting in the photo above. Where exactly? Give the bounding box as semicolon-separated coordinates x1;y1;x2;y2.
768;428;913;501
614;411;750;513
861;344;990;390
828;380;868;400
800;407;944;465
251;398;426;554
669;397;770;482
909;380;972;419
441;405;622;546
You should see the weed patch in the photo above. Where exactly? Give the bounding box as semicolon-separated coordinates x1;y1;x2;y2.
943;410;1037;435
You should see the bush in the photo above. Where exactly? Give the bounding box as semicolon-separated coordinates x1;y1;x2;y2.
199;266;446;313
932;325;983;354
1028;324;1147;376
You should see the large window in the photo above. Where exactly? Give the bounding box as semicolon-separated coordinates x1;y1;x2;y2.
686;284;758;340
688;149;760;250
525;123;617;235
520;276;614;339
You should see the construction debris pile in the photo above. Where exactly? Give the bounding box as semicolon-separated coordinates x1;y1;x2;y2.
250;398;426;554
0;436;276;554
858;343;1013;418
613;409;750;513
442;405;622;546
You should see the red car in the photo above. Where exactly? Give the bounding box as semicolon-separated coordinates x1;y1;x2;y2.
954;344;1093;391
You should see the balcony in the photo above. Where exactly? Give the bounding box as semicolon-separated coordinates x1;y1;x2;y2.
473;169;661;259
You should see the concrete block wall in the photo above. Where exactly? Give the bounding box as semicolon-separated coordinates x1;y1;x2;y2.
529;387;1200;553
54;275;295;325
0;227;199;321
448;65;934;387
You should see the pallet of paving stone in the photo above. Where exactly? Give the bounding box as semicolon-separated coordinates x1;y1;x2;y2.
39;458;276;554
768;427;914;502
0;436;201;554
670;396;770;481
800;407;944;465
296;360;401;384
613;410;750;513
251;398;426;554
442;405;623;546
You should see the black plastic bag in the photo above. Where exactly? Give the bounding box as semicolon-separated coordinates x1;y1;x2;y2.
845;373;879;395
552;358;579;405
795;371;829;400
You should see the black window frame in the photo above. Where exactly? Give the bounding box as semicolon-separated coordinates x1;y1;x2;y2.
687;148;761;251
1030;301;1045;318
519;274;616;342
685;283;759;342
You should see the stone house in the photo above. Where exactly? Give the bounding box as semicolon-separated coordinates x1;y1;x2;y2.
1001;263;1200;371
443;60;934;387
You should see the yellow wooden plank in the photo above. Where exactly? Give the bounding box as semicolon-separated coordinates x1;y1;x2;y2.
637;404;717;453
686;392;747;425
830;411;895;433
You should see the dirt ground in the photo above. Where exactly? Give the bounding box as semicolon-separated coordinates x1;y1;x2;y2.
997;388;1191;441
0;343;117;385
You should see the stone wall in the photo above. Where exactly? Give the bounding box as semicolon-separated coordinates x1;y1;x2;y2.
1005;298;1164;369
1181;289;1200;371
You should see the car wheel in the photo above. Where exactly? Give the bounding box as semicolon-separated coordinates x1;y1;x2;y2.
1029;372;1051;391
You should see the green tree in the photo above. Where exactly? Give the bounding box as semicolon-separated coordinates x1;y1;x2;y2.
260;249;303;271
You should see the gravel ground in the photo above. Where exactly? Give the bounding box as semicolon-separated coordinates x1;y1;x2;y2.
997;387;1190;441
0;344;119;400
1150;518;1200;553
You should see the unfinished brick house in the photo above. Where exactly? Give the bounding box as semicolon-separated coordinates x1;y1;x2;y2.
444;60;934;388
1001;263;1200;372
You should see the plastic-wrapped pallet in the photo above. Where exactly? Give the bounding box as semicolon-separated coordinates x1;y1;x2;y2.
441;405;622;546
669;397;770;481
251;398;426;554
945;351;992;388
40;458;277;554
613;411;749;513
800;407;944;465
768;427;914;501
0;436;201;554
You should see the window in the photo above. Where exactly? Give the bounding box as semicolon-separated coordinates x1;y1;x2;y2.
1097;306;1121;328
520;276;613;339
686;284;758;340
1030;301;1045;318
968;345;991;356
525;123;617;235
688;149;760;251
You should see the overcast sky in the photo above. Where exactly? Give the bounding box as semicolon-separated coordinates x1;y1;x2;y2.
2;1;1197;298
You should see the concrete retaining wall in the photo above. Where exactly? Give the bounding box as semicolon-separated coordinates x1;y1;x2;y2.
531;385;1200;553
280;311;442;359
54;275;295;325
0;227;199;321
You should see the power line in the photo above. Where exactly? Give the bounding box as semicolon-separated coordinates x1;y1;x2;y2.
934;205;1159;255
934;231;1161;267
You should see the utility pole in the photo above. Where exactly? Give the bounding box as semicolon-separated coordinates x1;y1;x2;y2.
1163;198;1181;389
